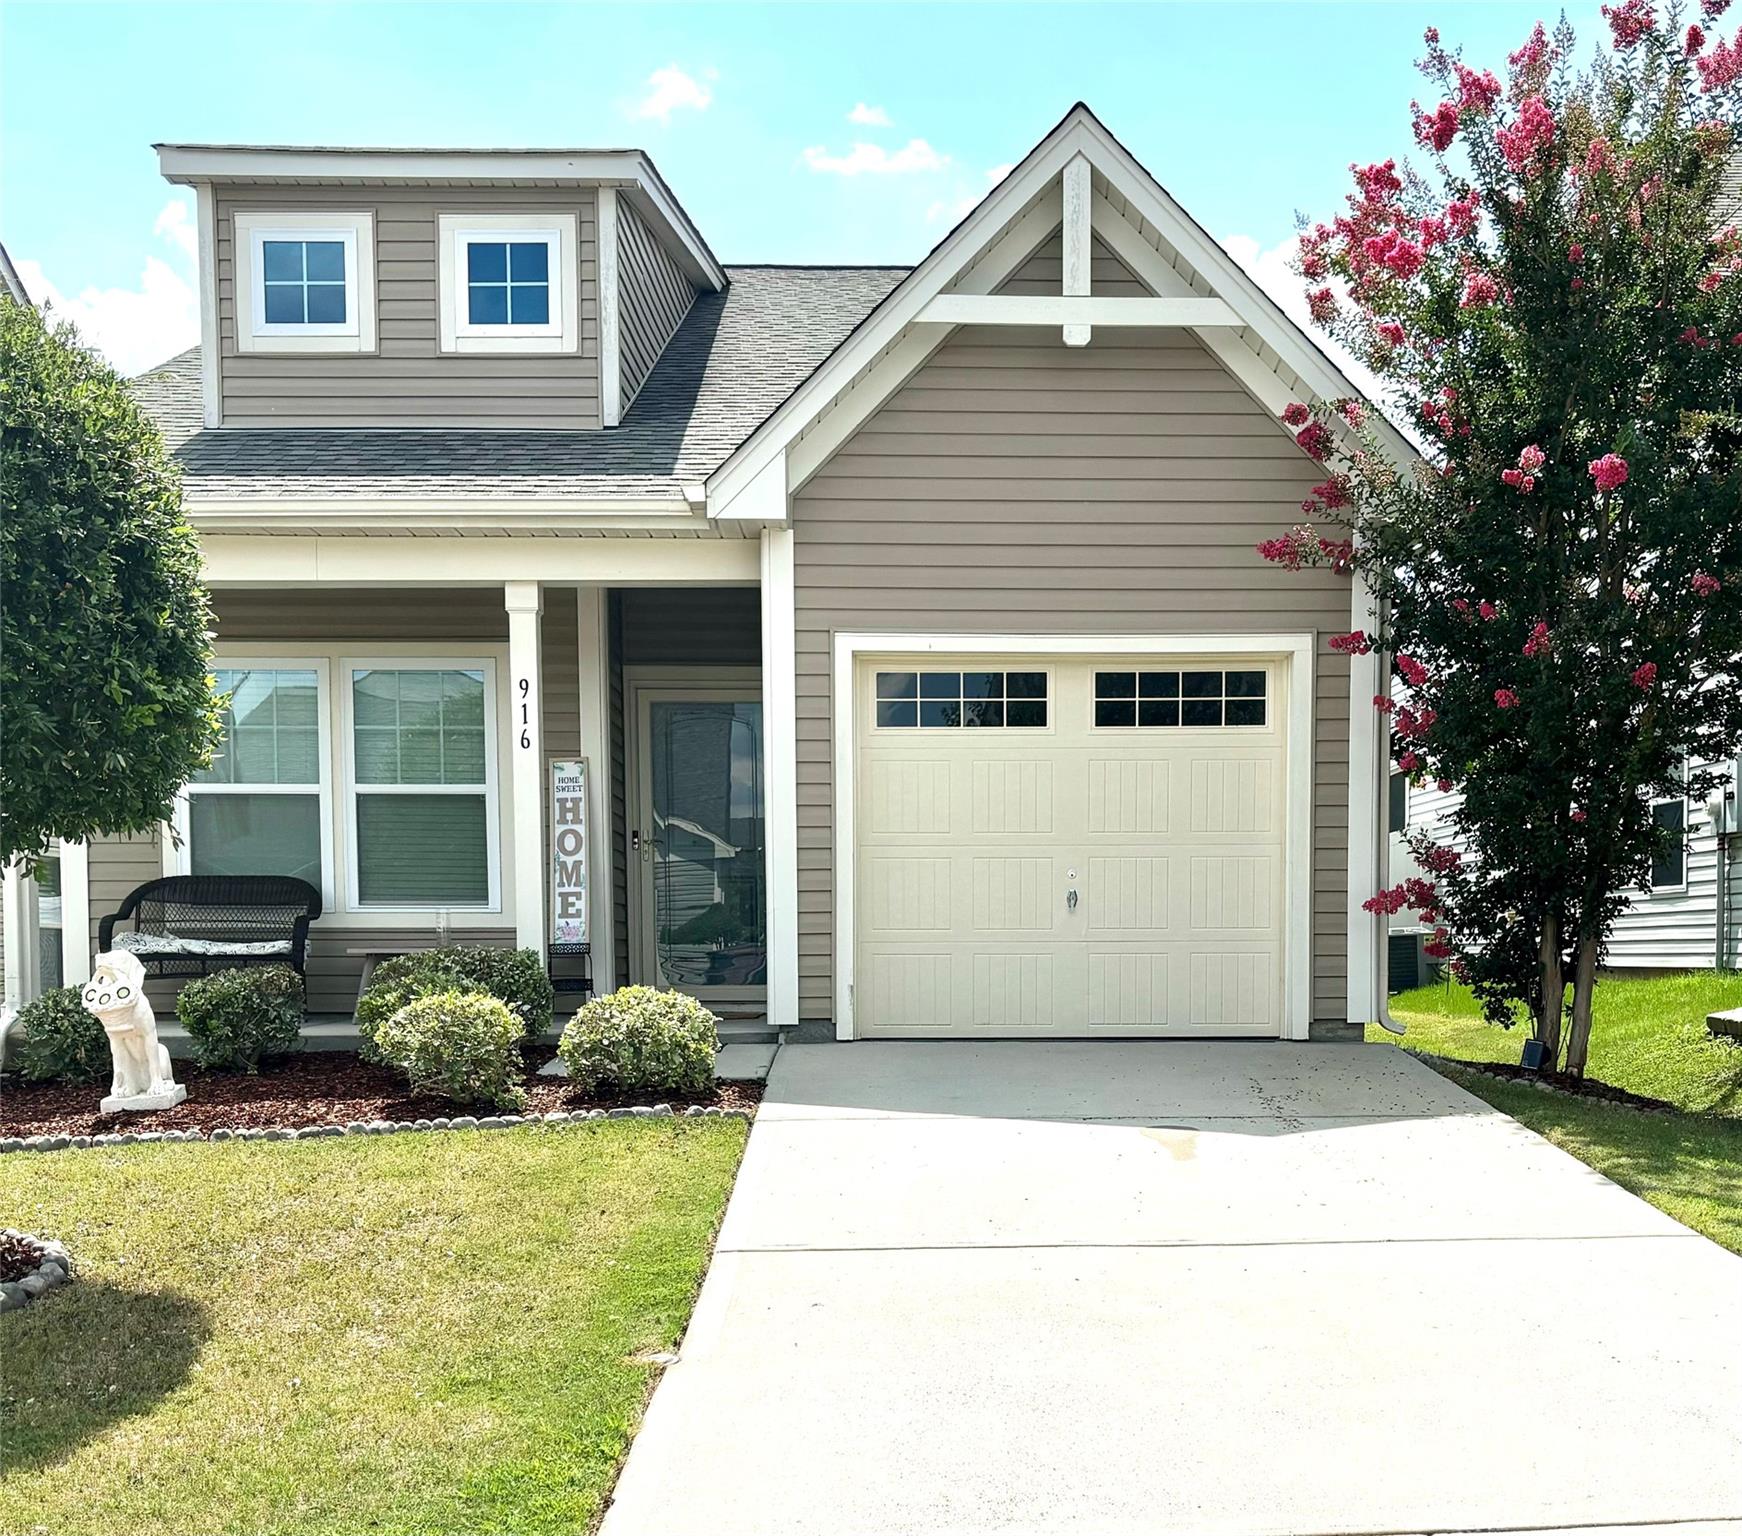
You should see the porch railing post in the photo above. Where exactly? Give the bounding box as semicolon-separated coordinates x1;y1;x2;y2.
505;582;546;960
576;584;615;992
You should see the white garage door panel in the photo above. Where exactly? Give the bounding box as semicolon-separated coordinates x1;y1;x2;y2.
855;658;1288;1038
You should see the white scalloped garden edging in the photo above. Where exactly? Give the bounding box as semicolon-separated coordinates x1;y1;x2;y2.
0;1104;752;1156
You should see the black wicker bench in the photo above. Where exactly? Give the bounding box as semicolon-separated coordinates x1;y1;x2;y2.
97;875;322;978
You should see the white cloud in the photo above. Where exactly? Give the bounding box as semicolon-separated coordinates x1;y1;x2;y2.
847;102;891;127
984;163;1015;185
802;138;948;177
16;197;199;377
924;164;1017;226
631;64;715;122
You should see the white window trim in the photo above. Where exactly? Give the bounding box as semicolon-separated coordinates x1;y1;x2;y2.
171;659;337;912
341;656;504;915
832;633;1316;1043
1648;770;1689;895
438;213;578;355
233;210;376;354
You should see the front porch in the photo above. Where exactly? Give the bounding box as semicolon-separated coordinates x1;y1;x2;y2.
64;532;801;1041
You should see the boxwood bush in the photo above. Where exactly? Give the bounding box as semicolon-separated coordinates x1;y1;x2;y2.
355;946;553;1061
8;985;108;1083
557;985;718;1097
176;964;304;1072
374;989;528;1110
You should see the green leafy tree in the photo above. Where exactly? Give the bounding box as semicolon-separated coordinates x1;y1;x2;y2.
1263;5;1742;1072
1;299;221;864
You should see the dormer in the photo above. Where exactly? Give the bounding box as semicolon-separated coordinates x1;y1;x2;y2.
157;144;726;431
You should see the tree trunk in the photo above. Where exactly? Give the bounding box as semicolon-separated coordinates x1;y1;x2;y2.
1564;933;1600;1078
1536;913;1564;1069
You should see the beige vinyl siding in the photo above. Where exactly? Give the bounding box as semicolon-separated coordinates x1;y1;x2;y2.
216;185;600;428
85;587;587;1017
792;280;1356;1026
617;198;695;408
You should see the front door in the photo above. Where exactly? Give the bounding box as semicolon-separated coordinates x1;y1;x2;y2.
631;680;767;1000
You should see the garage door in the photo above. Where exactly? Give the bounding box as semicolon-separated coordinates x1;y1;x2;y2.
854;655;1288;1037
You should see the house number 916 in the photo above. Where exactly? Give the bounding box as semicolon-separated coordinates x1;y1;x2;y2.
518;677;532;748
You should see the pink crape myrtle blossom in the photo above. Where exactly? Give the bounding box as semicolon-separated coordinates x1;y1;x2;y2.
1479;600;1498;620
1693;571;1723;596
1317;537;1355;573
1362;885;1410;916
1398;750;1422;773
1312;475;1354;510
1281;402;1311;427
1698;28;1742;90
1522;621;1553;657
1603;0;1656;49
1256;526;1315;572
1705;0;1733;18
1494;687;1521;709
1414;100;1461;152
1689;23;1708;52
1374;694;1396;714
1363;230;1427;280
1518;444;1546;473
1497;95;1557;174
1376;320;1407;347
1437;778;1454;793
1461;270;1502;307
1329;630;1373;655
1456;64;1502;113
1295;422;1335;461
1307;287;1339;323
1501;468;1537;491
1396;653;1430;687
1445;192;1481;235
1589;453;1629;491
1632;661;1658;689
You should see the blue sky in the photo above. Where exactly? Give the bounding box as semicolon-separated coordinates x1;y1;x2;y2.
3;1;1608;374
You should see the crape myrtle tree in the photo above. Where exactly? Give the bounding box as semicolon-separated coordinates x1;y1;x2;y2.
1262;2;1742;1073
1;298;221;867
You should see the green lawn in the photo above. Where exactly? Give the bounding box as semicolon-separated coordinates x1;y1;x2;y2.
1373;969;1742;1115
1365;971;1742;1257
0;1120;748;1536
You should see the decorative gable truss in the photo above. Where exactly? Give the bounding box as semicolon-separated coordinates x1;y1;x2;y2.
705;102;1412;524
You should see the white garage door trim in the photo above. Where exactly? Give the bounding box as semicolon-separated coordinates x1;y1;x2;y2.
832;632;1316;1041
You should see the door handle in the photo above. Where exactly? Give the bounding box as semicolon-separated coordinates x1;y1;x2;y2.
1066;888;1079;912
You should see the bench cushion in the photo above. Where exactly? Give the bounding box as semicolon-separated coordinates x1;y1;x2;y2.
112;932;293;960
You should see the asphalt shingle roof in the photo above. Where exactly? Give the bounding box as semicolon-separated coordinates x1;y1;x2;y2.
130;266;907;501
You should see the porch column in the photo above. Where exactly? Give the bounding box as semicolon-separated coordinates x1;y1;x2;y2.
59;840;91;987
760;528;800;1032
576;585;616;992
504;582;546;958
2;860;34;1007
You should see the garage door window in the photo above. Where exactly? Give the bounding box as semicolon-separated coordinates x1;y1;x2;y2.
875;670;1048;729
1094;669;1266;728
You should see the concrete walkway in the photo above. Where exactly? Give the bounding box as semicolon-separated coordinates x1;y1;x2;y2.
601;1042;1742;1536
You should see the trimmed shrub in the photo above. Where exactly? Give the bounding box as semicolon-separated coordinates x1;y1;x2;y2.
374;989;528;1110
354;946;553;1061
9;985;108;1083
176;964;304;1072
557;986;718;1097
354;956;467;1063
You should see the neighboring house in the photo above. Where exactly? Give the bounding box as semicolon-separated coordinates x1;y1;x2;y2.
1388;759;1742;990
7;105;1409;1042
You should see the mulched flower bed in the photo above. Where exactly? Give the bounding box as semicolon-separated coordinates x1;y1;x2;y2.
0;1051;762;1140
1427;1053;1683;1114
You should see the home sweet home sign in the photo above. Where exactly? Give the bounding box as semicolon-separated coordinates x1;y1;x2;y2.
549;758;588;945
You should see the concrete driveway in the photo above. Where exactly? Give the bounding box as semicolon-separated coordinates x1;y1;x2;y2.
601;1043;1742;1536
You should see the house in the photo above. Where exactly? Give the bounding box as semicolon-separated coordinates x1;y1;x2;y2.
1389;759;1742;991
4;105;1405;1042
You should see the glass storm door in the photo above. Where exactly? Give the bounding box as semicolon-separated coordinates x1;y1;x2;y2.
635;689;767;996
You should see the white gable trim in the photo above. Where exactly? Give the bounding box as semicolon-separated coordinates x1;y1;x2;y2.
706;103;1409;519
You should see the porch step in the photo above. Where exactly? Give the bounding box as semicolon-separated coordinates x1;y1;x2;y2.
716;1017;779;1046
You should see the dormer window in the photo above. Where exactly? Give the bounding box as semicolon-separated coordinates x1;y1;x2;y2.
439;213;578;354
233;210;376;354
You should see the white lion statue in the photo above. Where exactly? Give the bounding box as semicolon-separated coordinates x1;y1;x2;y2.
83;950;185;1112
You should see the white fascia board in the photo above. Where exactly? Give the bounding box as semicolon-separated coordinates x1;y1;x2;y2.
189;495;694;520
198;532;761;587
711;449;790;523
705;119;1095;509
157;145;726;294
916;294;1239;327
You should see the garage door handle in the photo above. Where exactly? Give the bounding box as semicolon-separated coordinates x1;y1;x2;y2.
1066;888;1078;912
